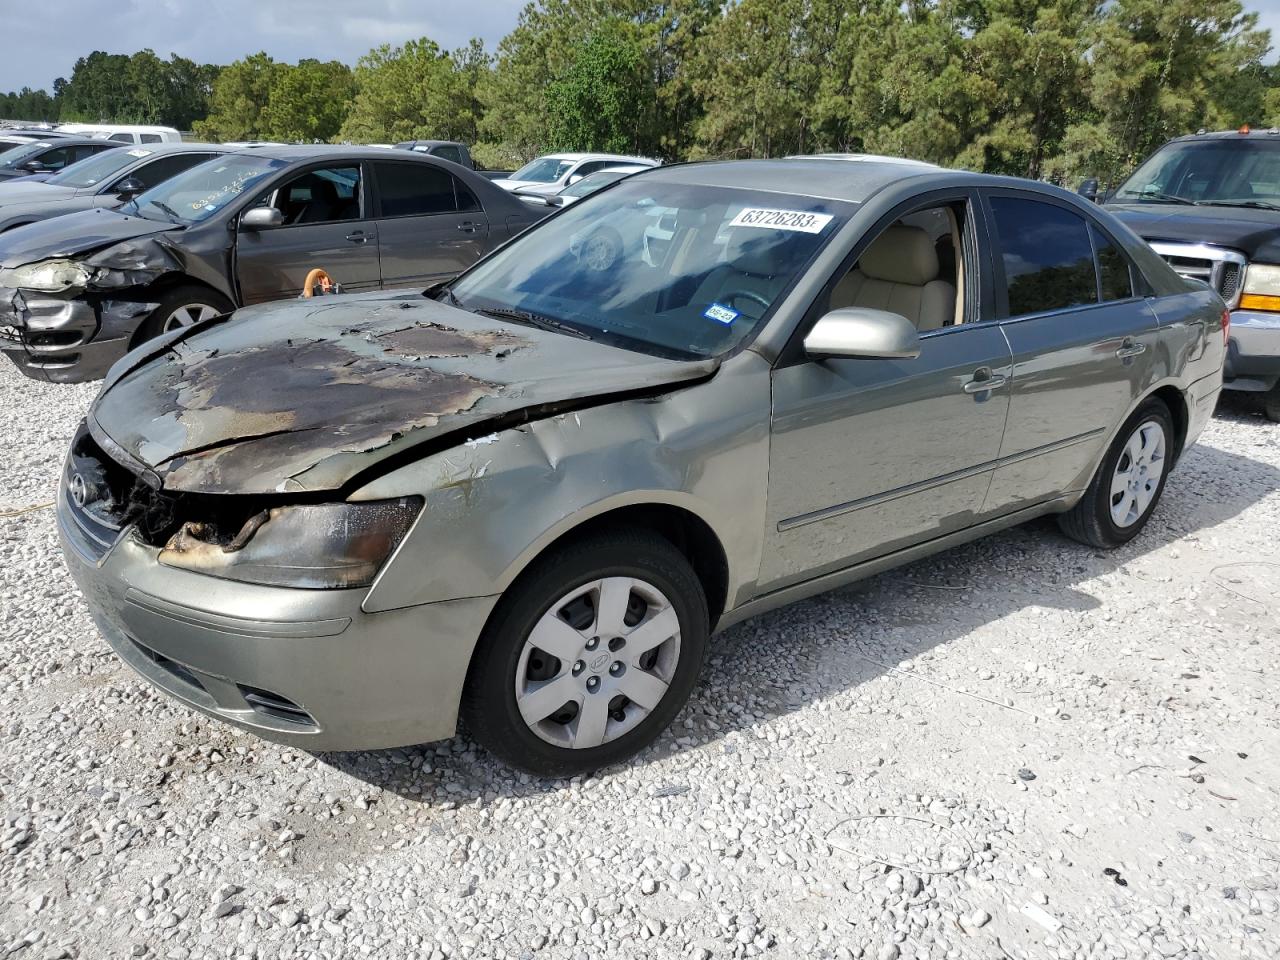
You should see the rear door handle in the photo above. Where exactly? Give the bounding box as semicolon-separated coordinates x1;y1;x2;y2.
457;221;478;233
963;369;1009;394
345;231;369;243
1116;338;1147;359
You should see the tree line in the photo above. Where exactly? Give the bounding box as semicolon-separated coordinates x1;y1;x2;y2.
3;0;1276;184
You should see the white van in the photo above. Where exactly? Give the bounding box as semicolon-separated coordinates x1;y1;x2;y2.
55;123;182;145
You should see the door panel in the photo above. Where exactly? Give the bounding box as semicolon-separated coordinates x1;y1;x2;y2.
984;301;1158;511
235;221;381;304
980;191;1158;512
762;325;1013;592
377;212;489;288
372;160;490;287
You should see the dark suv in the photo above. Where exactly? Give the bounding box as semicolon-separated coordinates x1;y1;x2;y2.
1100;129;1280;420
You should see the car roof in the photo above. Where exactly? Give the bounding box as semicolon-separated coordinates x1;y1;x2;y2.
538;152;656;163
1169;129;1280;144
249;144;458;163
5;135;120;149
115;141;228;153
634;156;1078;205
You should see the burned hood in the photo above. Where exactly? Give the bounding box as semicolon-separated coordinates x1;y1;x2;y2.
89;289;718;495
0;207;181;269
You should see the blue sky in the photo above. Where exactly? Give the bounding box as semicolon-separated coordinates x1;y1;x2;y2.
1;0;1278;93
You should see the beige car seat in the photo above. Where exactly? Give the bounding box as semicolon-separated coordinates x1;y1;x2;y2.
831;225;956;331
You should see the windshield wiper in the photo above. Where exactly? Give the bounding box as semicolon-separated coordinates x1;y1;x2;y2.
1196;199;1280;212
475;306;593;340
1121;191;1195;205
146;200;184;224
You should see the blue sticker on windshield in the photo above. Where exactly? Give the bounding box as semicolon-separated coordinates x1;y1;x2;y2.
704;303;739;325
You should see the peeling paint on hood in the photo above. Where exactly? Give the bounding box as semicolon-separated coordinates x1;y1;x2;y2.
89;289;718;495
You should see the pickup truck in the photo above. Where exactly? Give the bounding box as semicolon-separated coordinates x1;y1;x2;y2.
1094;128;1280;421
393;140;512;180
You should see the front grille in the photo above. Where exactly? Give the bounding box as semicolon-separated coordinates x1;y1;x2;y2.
1149;241;1247;308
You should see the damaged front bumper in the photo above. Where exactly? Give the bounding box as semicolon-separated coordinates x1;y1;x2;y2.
56;436;498;751
0;285;152;382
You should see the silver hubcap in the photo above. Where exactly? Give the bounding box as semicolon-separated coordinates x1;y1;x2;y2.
515;576;681;750
583;235;615;271
162;302;220;332
1110;419;1166;527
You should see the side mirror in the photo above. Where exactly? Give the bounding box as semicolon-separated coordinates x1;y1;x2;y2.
241;207;285;230
804;307;921;360
567;174;584;185
20;160;48;173
546;195;565;207
114;176;145;198
1077;178;1100;203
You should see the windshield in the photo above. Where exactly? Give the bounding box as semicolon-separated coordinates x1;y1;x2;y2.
1115;138;1280;207
448;180;851;359
561;169;632;198
129;154;287;224
511;157;575;183
0;141;30;161
46;147;144;188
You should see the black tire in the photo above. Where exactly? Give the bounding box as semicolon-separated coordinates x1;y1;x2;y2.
1263;385;1280;423
462;528;709;777
136;285;233;343
1058;397;1175;549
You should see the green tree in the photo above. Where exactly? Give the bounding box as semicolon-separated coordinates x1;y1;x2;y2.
545;19;650;152
260;60;355;142
193;52;280;141
1054;0;1270;184
59;51;133;121
0;87;60;122
338;38;486;144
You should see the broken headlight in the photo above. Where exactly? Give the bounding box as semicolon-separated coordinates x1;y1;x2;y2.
158;498;422;589
3;259;91;293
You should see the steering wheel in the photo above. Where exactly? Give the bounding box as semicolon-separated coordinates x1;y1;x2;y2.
723;289;771;314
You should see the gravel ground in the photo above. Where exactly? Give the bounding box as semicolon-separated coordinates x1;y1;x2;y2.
1;360;1278;960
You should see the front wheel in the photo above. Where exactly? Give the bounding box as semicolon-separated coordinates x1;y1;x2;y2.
136;285;233;343
1058;397;1174;549
462;529;709;777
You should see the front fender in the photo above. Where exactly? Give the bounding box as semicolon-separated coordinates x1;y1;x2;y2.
353;351;774;614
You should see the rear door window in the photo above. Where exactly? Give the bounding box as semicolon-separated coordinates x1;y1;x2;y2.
989;196;1099;316
373;161;461;216
432;145;463;165
108;133;135;143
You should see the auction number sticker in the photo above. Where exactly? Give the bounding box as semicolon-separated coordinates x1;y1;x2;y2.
703;302;739;325
729;207;833;234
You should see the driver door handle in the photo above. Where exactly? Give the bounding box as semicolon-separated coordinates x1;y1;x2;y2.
345;231;369;243
1116;337;1147;359
457;221;479;233
963;368;1009;394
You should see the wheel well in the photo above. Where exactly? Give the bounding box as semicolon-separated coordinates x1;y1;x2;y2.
537;504;730;625
1150;385;1189;463
1;221;34;233
124;275;229;349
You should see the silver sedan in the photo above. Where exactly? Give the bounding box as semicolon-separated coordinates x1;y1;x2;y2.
58;156;1226;775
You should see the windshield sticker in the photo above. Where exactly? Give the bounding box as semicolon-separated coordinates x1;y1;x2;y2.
729;207;834;234
126;149;153;158
704;303;740;325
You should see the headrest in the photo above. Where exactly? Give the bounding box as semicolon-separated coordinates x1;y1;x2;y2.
724;229;791;277
858;225;939;285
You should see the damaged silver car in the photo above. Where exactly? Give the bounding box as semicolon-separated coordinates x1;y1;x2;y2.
0;146;541;382
59;157;1226;775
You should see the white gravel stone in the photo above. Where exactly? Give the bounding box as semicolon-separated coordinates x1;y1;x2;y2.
0;367;1278;960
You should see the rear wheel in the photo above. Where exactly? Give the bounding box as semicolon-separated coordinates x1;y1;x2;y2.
462;529;709;777
1058;398;1174;549
137;285;233;343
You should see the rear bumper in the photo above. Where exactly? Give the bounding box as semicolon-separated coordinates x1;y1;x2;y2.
57;487;498;751
1224;308;1280;391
